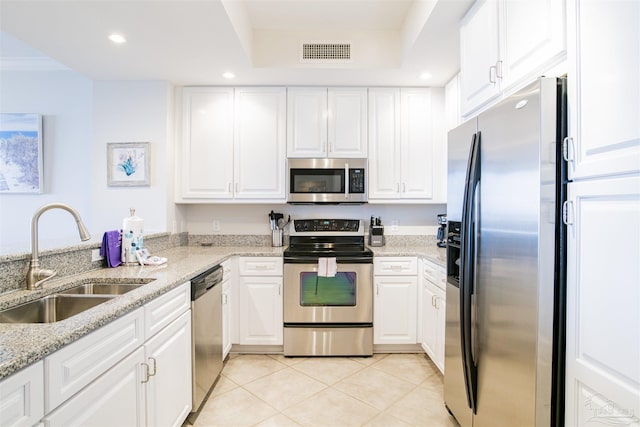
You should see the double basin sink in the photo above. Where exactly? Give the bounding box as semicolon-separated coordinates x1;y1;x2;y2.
0;281;153;324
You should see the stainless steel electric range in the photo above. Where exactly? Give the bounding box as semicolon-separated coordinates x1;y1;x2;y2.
283;219;373;357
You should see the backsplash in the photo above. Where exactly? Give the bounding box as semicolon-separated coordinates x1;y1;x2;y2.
0;232;437;294
0;232;187;295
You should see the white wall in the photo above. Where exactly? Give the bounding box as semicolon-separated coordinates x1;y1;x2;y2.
91;81;174;237
0;69;94;254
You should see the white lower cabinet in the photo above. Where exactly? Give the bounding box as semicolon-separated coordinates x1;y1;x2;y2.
43;348;146;427
420;258;446;373
144;310;192;427
41;281;192;427
0;361;44;427
565;176;640;426
238;257;283;346
373;257;418;345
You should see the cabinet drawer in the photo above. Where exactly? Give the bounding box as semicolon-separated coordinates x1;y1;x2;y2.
374;257;417;275
238;257;283;276
0;361;44;427
144;282;190;341
422;258;441;283
45;308;144;412
422;258;446;291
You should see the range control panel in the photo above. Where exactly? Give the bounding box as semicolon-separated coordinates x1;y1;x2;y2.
293;219;361;233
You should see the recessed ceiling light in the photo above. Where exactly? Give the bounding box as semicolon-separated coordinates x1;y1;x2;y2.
108;34;127;44
222;72;235;79
420;72;432;80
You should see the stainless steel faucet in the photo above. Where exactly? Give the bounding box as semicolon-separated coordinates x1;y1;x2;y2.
27;203;91;290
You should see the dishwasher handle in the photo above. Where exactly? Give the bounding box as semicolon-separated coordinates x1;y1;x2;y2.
191;265;223;301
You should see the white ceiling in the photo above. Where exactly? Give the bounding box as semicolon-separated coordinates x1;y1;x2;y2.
0;0;473;87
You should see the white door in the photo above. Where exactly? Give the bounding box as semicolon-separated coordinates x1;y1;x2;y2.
239;276;283;345
565;175;640;426
400;88;433;199
234;87;286;200
145;311;192;427
368;88;401;199
373;276;417;344
328;88;368;158
566;0;640;180
43;348;146;427
459;0;501;116
180;87;234;199
287;88;327;158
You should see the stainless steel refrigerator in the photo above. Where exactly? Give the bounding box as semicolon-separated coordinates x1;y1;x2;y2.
444;77;566;427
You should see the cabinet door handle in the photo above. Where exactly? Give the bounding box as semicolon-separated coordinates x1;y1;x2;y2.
402;183;406;193
562;201;575;226
489;65;497;84
432;295;436;307
495;60;503;79
235;183;239;193
376;284;379;295
390;265;402;270
148;357;157;377
563;137;575;163
141;363;150;383
228;183;232;193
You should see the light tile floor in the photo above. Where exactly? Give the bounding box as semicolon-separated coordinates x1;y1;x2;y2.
188;353;459;427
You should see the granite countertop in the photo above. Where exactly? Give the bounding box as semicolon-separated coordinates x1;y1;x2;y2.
369;245;446;266
0;244;444;380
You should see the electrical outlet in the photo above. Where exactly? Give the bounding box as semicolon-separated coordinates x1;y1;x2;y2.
91;248;104;262
391;220;399;232
212;220;221;232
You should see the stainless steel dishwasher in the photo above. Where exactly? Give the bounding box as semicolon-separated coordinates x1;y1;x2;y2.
189;264;223;419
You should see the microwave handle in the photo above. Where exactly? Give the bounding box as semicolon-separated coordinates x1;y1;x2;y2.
345;163;349;199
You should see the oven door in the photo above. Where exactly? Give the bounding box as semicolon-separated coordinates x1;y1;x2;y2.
283;262;373;324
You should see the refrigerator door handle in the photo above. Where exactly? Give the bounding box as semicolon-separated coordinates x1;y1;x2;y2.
460;131;481;414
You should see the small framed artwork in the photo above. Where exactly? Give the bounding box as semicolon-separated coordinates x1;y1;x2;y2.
107;142;150;187
0;113;44;194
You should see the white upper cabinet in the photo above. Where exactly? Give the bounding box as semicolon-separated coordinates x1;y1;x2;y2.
179;87;234;199
287;88;327;158
460;0;501;116
369;88;444;202
234;87;287;200
287;87;367;158
566;0;640;180
178;87;286;202
460;0;566;117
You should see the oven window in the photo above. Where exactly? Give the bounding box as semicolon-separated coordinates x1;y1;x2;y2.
290;169;345;194
299;272;356;306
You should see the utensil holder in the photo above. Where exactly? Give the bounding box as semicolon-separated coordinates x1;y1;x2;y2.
272;229;283;247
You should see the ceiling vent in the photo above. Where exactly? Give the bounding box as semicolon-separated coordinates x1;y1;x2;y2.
300;41;352;64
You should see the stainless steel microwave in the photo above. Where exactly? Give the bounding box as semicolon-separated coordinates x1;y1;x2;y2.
287;158;367;204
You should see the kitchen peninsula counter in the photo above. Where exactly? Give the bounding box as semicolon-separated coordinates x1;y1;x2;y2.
0;245;283;380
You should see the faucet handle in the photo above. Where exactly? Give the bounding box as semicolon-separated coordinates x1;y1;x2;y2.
29;268;57;289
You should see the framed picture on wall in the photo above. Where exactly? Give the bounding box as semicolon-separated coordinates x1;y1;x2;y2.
107;142;150;187
0;113;44;194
